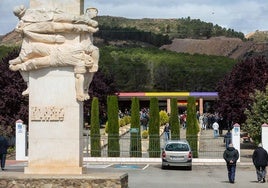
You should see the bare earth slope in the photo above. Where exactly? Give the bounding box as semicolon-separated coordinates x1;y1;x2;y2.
0;30;22;46
160;36;255;59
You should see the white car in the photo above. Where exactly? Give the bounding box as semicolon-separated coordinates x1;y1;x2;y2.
161;140;192;170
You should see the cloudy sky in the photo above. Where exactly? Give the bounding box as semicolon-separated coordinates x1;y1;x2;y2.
1;0;268;35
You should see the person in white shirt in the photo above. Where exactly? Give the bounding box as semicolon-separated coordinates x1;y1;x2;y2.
212;121;219;138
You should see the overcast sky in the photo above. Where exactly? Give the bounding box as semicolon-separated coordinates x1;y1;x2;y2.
1;0;268;35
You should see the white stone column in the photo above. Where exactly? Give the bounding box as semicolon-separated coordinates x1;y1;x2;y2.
15;119;28;161
199;97;203;114
262;123;268;152
22;0;86;175
166;98;171;114
232;123;240;162
30;0;84;15
24;67;84;174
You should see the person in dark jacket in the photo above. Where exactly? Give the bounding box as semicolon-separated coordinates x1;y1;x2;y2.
0;135;9;171
223;143;239;183
252;143;268;183
224;129;232;149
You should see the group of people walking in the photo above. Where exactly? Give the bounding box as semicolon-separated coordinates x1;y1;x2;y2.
223;142;268;184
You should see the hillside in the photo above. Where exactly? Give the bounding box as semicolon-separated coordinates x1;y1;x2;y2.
0;30;264;60
160;37;255;59
0;30;22;46
1;16;268;59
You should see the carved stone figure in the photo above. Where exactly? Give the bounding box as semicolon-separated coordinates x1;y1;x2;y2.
9;5;99;101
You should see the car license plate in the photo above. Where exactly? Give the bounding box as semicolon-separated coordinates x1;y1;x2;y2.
170;156;184;160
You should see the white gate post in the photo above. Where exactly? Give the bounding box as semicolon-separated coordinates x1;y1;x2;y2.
262;123;268;152
15;119;28;160
232;123;240;162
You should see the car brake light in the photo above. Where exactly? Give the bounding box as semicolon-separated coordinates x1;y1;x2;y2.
188;151;192;159
162;151;166;158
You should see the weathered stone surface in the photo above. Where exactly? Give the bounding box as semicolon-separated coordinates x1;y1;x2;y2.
0;173;128;188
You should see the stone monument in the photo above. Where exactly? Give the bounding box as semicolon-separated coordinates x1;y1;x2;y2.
9;0;99;174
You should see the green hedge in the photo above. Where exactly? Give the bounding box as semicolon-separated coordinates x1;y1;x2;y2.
186;96;199;158
170;98;180;140
90;97;101;157
130;97;142;157
107;95;120;157
148;97;161;157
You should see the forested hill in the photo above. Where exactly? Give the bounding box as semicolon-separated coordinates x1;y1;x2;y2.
96;16;245;41
1;16;268;59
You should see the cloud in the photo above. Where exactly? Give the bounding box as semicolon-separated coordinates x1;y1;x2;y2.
1;0;268;35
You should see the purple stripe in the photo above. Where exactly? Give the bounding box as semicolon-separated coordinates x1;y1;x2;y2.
190;92;218;97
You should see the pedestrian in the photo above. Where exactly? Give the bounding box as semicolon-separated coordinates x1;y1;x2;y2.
0;134;9;171
164;122;170;141
252;143;268;183
140;109;149;130
212;120;219;138
199;114;204;130
224;129;232;149
223;143;239;184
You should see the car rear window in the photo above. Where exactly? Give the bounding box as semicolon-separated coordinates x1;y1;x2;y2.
165;143;189;151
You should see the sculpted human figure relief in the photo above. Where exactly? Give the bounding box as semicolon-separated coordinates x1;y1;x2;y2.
9;5;99;101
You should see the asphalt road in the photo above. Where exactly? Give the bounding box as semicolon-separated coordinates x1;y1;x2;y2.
86;163;264;188
4;161;266;188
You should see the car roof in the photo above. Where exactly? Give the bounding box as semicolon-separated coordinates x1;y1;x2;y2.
165;140;189;144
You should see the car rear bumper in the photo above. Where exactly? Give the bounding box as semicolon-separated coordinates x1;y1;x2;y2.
162;159;192;167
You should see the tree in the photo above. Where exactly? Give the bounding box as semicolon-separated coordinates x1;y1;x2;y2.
90;97;101;157
107;95;120;157
215;56;268;126
186;96;199;158
170;98;180;140
130;97;142;157
84;69;119;123
243;86;268;144
0;47;119;136
148;97;160;157
0;48;28;137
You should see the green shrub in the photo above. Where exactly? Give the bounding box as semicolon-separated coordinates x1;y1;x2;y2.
123;115;131;125
119;118;125;127
7;146;15;154
159;110;169;125
142;130;149;139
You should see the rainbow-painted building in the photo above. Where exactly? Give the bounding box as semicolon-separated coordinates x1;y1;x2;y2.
117;92;218;114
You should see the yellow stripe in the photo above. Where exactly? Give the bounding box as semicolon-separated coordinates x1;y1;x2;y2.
145;92;190;97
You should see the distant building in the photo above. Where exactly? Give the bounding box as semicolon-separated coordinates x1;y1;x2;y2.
117;92;218;114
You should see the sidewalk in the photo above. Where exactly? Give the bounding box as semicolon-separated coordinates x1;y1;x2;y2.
5;127;255;169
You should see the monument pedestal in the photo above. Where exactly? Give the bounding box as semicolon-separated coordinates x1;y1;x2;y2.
25;67;84;174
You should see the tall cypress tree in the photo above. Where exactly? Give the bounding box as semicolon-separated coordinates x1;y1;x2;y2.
90;97;101;157
107;95;120;157
148;97;160;157
186;96;199;157
130;97;142;157
170;98;180;140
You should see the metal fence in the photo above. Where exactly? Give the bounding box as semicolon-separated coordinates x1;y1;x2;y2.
83;130;226;159
83;133;164;158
